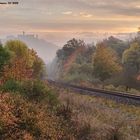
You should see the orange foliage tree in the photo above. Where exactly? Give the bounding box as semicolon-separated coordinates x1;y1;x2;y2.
2;40;45;82
3;57;32;81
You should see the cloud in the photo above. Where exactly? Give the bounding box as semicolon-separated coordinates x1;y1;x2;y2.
62;11;73;15
136;5;140;8
0;0;140;37
79;12;93;18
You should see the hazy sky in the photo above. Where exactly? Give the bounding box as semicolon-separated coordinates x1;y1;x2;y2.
0;0;140;45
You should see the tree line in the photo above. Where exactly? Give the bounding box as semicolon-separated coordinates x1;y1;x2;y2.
56;31;140;91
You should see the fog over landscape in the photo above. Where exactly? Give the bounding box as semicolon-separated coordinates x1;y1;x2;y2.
1;1;140;140
1;0;140;63
0;33;59;63
0;31;137;64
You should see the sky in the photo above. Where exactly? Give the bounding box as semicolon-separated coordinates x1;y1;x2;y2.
0;0;140;45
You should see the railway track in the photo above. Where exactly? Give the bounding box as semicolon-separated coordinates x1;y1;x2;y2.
48;80;140;106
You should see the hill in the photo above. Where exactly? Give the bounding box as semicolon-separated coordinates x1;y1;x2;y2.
1;33;59;63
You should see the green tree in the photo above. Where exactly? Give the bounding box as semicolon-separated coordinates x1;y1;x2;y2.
5;40;28;58
0;43;11;74
32;56;46;79
122;42;140;73
93;43;122;82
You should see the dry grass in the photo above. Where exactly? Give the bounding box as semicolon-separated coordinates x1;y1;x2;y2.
0;92;74;140
1;83;139;140
55;87;140;140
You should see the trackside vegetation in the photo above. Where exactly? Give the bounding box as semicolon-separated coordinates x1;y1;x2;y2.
0;33;140;139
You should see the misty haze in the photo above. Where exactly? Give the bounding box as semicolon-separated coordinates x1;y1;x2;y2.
0;0;140;140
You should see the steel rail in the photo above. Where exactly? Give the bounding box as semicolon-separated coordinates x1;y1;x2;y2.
48;80;140;106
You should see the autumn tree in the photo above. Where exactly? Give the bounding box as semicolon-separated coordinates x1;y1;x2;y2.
57;38;85;61
93;43;122;82
122;42;140;73
102;36;129;58
31;50;46;79
5;40;29;59
3;58;32;81
2;41;31;81
2;40;46;81
56;38;85;77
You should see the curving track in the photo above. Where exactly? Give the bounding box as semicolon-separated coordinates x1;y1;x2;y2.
48;80;140;106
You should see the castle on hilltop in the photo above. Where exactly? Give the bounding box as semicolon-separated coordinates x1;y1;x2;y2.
18;32;38;40
4;32;39;42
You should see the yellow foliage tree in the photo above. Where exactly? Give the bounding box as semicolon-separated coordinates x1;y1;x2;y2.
93;43;122;81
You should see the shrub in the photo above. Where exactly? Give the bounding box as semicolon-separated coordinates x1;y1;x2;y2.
0;93;67;139
0;79;59;107
116;85;126;92
129;88;140;95
0;79;22;93
104;84;116;91
76;122;92;140
57;104;72;120
22;80;46;100
46;89;59;107
22;80;59;106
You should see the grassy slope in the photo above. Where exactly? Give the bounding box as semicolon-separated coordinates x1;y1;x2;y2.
54;86;140;140
0;81;139;140
0;92;67;140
